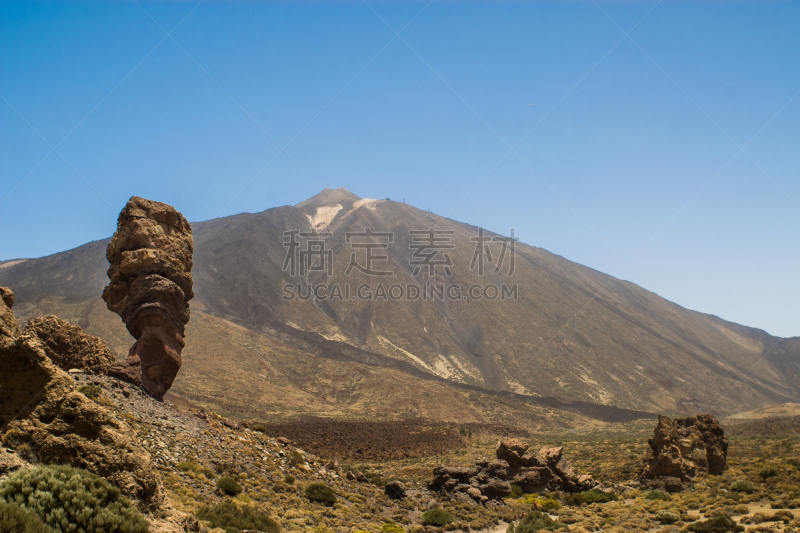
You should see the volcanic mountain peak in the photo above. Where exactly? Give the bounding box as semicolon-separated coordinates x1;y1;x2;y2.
295;187;362;210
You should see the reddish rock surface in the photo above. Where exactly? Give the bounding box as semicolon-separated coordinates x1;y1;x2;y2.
640;413;728;482
103;197;193;401
25;315;116;375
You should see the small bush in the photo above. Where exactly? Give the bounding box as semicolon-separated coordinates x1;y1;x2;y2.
420;509;454;526
730;480;755;493
0;465;149;532
511;510;567;532
381;524;405;533
195;501;279;533
78;384;102;399
510;484;522;498
655;510;680;524
283;474;295;484
0;501;56;533
304;483;336;506
217;476;243;496
687;515;744;533
565;489;617;505
538;498;561;512
644;489;672;501
759;466;779;481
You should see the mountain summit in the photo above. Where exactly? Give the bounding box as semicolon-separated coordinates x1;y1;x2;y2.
1;189;797;421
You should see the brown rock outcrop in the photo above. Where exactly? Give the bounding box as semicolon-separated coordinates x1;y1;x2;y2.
429;439;596;500
103;197;193;401
0;288;161;510
640;414;728;482
24;315;116;375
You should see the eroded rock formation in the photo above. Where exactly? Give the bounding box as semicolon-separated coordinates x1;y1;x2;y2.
24;315;116;375
640;414;728;482
0;288;161;510
103;197;193;401
429;438;596;501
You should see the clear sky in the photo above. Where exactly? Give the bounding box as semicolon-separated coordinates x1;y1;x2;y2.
1;1;798;337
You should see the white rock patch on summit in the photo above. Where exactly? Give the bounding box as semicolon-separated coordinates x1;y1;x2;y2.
307;204;342;231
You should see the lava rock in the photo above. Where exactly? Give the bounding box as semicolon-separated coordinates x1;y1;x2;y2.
103;197;193;401
640;414;728;482
384;480;406;499
25;315;116;375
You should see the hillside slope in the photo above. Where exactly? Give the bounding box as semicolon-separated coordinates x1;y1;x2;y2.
2;188;797;416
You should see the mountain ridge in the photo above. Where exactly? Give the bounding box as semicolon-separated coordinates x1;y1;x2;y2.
1;189;797;419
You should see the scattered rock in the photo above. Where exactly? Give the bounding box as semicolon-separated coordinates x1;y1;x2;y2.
426;498;439;510
384;480;406;499
24;315;116;375
103;196;194;401
223;419;238;430
640;414;728;482
277;437;291;445
325;459;339;472
429;439;595;499
346;470;356;481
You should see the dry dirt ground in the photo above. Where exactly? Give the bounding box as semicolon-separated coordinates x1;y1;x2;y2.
15;373;799;533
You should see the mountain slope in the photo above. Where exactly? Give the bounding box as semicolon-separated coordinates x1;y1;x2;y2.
2;188;797;416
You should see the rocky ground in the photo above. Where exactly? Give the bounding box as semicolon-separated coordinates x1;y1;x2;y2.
19;372;795;533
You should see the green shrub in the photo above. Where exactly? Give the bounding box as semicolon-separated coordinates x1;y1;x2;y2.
195;501;279;533
644;489;672;501
0;501;56;533
538;498;561;512
510;484;522;498
363;471;384;486
565;489;617;505
420;509;454;526
282;474;295;484
0;465;149;533
78;384;102;399
253;424;267;433
759;466;779;481
380;524;405;533
687;515;744;533
216;476;243;496
509;510;567;532
730;480;755;493
655;510;680;524
304;483;336;506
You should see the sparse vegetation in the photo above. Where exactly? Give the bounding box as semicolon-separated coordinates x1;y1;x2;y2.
216;476;243;496
195;501;279;533
0;465;149;533
654;510;680;524
730;479;755;493
644;489;671;500
304;483;336;506
565;489;617;505
78;384;102;399
687;515;745;533
420;509;454;526
510;510;566;532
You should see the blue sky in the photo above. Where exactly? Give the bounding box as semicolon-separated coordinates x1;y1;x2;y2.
1;1;798;337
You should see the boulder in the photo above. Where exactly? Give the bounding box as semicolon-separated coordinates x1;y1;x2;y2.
384;480;406;499
0;287;19;339
103;196;193;401
429;439;595;499
640;414;728;482
0;288;161;511
24;315;116;375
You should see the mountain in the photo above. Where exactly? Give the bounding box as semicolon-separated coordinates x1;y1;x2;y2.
2;188;798;419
